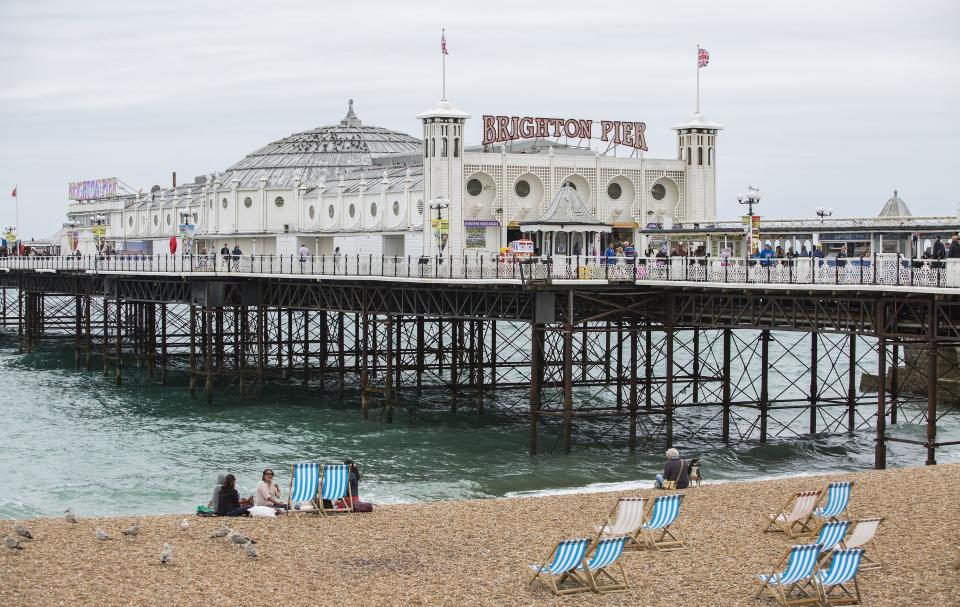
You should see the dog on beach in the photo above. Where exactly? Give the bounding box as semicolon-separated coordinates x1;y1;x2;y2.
688;458;702;487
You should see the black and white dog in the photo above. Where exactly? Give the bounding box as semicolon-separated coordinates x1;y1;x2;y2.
687;458;702;487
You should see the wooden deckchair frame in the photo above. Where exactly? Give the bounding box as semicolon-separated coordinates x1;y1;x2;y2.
319;463;354;516
755;546;822;606
529;540;592;596
641;495;687;552
817;575;862;606
839;517;883;571
812;481;855;532
594;497;646;550
287;463;321;514
763;490;821;538
582;544;630;593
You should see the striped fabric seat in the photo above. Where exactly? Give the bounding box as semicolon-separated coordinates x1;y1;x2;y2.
579;536;628;572
640;494;686;551
755;543;823;605
841;517;882;570
528;538;592;595
816;548;865;604
813;521;850;554
815;481;853;520
576;536;630;593
759;544;822;586
289;462;319;504
763;490;822;538
319;463;352;514
598;497;645;536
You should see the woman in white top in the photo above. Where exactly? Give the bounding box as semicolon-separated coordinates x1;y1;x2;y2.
254;469;287;509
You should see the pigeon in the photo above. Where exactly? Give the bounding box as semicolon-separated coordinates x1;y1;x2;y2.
95;527;111;541
160;543;173;565
227;530;255;545
4;535;23;550
13;523;32;540
244;541;257;558
123;520;140;536
64;509;78;524
179;519;189;531
210;525;231;539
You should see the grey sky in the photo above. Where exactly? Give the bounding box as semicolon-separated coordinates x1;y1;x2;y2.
1;0;957;238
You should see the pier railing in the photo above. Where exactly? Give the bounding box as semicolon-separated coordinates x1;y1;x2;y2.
1;253;958;289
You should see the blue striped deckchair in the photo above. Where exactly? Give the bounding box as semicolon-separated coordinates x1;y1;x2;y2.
528;538;592;596
815;548;865;605
287;463;320;511
755;543;823;606
319;463;353;515
812;521;850;557
814;481;854;526
576;536;630;593
640;494;686;551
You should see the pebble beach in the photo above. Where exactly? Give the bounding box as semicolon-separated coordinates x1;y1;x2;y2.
2;464;958;607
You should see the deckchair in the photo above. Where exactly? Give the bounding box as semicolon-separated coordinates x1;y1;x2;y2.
811;521;850;558
755;543;823;606
763;490;821;538
814;481;854;525
576;536;630;593
319;463;353;515
528;538;592;596
640;494;686;551
815;548;865;605
594;497;646;549
287;462;320;511
838;518;883;571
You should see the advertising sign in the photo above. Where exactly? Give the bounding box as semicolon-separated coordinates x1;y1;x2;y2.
463;220;500;227
743;215;761;254
482;115;648;151
465;226;486;249
68;178;118;201
431;219;449;253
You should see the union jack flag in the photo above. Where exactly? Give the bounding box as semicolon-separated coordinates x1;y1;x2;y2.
441;31;448;55
698;47;709;68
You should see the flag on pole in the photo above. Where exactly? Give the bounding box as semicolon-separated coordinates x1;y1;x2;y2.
441;31;448;55
10;186;16;197
698;47;710;68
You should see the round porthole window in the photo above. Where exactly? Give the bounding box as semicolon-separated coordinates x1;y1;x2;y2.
515;179;530;198
651;183;666;201
466;178;482;196
274;197;284;208
166;214;171;225
370;202;377;217
392;200;400;216
607;182;622;200
221;197;228;209
153;215;158;226
349;204;356;218
308;205;315;219
328;205;335;218
244;197;253;208
562;180;577;190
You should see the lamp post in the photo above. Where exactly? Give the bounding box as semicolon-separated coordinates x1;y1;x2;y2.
429;197;450;256
737;186;761;257
815;207;833;222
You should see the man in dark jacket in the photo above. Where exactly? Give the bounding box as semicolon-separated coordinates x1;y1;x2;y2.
654;448;690;489
948;236;960;259
933;236;946;259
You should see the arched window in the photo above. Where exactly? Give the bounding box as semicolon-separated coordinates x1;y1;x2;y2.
687;147;692;165
441;137;448;157
697;147;703;165
453;137;460;158
430;138;435;157
680;147;684;161
708;148;714;166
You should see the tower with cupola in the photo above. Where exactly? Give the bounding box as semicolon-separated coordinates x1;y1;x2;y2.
672;112;722;223
418;100;470;256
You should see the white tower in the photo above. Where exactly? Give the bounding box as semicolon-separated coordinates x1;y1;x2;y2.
672;112;722;223
417;100;470;256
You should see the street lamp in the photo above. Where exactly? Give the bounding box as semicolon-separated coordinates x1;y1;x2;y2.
429;197;450;255
737;186;761;257
815;207;833;221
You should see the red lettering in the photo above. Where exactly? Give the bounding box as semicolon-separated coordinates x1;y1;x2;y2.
535;118;549;138
550;119;564;137
564;119;580;138
496;116;510;143
621;122;634;148
576;119;592;139
600;120;614;141
482;115;497;145
634;122;648;151
612;121;622;144
519;116;535;138
510;116;520;140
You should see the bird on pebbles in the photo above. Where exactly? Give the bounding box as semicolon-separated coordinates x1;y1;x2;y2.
210;525;231;539
13;523;33;540
160;543;173;565
179;519;190;531
95;527;111;541
123;520;141;536
244;541;257;558
64;509;78;524
4;535;24;550
227;530;256;545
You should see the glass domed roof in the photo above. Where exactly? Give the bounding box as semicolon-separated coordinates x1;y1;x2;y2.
222;100;422;187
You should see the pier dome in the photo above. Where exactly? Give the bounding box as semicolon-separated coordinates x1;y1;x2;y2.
221;100;422;187
878;189;912;218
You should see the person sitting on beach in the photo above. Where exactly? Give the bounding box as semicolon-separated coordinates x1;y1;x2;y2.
210;472;226;511
217;474;251;517
344;459;361;505
254;468;287;510
654;448;690;490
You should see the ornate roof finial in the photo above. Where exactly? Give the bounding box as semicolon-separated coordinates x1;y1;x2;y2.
893;189;898;197
340;99;361;127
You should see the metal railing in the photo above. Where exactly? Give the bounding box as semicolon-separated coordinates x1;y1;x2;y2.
0;253;958;289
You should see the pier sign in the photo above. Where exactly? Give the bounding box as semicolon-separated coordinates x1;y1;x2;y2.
69;177;117;201
482;115;648;151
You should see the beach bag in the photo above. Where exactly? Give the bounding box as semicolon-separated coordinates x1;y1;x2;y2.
662;459;684;490
196;505;216;517
249;505;278;518
353;501;373;513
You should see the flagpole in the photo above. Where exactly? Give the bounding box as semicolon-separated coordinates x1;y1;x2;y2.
696;44;700;113
442;28;446;101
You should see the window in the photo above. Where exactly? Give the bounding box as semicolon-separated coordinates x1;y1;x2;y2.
222;197;228;209
308;205;315;219
274;197;284;208
349;203;356;218
209;200;213;209
607;182;622;200
562;180;576;190
417;199;424;214
708;148;714;166
453;137;460;157
441;137;448;157
244;197;253;208
687;147;691;165
370;202;377;217
466;178;482;196
128;216;133;227
430;138;435;157
166;214;171;225
153;215;158;226
328;205;335;218
515;179;530;198
393;200;400;216
697;147;703;165
192;213;198;224
651;183;666;201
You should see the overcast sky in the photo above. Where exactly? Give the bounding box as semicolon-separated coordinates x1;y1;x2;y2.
1;0;957;238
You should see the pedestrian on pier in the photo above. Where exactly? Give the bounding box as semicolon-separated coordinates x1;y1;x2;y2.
231;244;242;271
949;236;960;259
220;243;230;270
298;243;310;271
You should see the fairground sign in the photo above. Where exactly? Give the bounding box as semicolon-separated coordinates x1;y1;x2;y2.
482;115;647;151
68;177;117;201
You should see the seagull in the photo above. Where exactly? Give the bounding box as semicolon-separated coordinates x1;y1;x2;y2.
179;519;189;531
123;520;140;536
4;535;23;550
210;525;231;539
227;530;255;545
160;543;173;565
13;523;32;540
244;541;257;558
64;509;78;524
95;527;111;541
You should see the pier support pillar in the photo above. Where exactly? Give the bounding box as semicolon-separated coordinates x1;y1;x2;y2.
926;312;939;465
722;328;732;442
759;329;770;443
114;298;122;387
847;335;857;433
665;322;675;449
629;321;638;452
530;322;544;455
563;294;574;454
875;333;887;470
809;332;818;434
